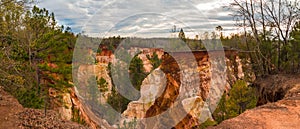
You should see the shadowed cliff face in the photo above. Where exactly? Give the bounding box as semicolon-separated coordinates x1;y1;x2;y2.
255;74;300;106
70;49;252;129
139;50;248;129
46;63;114;129
144;54;184;128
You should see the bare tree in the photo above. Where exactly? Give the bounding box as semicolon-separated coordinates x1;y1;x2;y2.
264;0;300;64
228;0;300;75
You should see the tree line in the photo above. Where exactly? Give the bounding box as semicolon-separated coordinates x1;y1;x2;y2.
227;0;300;76
0;0;76;108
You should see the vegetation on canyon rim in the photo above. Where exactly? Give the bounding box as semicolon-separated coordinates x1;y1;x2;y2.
0;0;300;128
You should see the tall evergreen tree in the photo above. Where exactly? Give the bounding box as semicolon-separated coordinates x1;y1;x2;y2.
0;2;76;108
290;21;300;72
178;28;186;42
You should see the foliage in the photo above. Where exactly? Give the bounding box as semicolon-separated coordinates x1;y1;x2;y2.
129;55;147;91
97;77;109;103
146;52;162;71
198;119;218;129
289;21;300;73
227;0;300;75
212;94;227;123
0;1;76;109
16;87;44;108
106;87;131;113
107;62;131;113
87;76;99;102
98;77;108;94
212;80;257;124
186;38;204;50
118;118;138;129
71;108;86;125
178;28;186;42
107;54;149;113
227;80;257;117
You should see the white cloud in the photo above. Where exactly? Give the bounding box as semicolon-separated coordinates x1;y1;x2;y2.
37;0;237;38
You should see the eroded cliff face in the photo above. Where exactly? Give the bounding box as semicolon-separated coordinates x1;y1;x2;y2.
122;68;166;119
70;87;112;129
47;63;114;129
76;63;113;104
49;48;254;129
48;88;73;120
255;74;300;106
122;50;254;128
43;46;300;129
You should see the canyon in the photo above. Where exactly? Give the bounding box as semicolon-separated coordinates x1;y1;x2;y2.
68;48;255;128
2;47;299;129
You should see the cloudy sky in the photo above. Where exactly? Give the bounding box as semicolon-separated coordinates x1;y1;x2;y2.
37;0;237;38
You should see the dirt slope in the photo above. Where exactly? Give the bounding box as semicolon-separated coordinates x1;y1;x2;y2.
0;86;89;129
209;97;300;129
0;86;23;128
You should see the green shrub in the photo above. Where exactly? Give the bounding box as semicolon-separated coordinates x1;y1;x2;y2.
198;119;218;129
15;88;44;109
212;80;257;124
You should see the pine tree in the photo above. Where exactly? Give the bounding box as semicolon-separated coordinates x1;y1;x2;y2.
290;21;300;72
178;28;186;42
0;3;76;109
129;55;147;91
97;77;108;103
226;80;257;117
146;52;162;70
212;80;257;124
